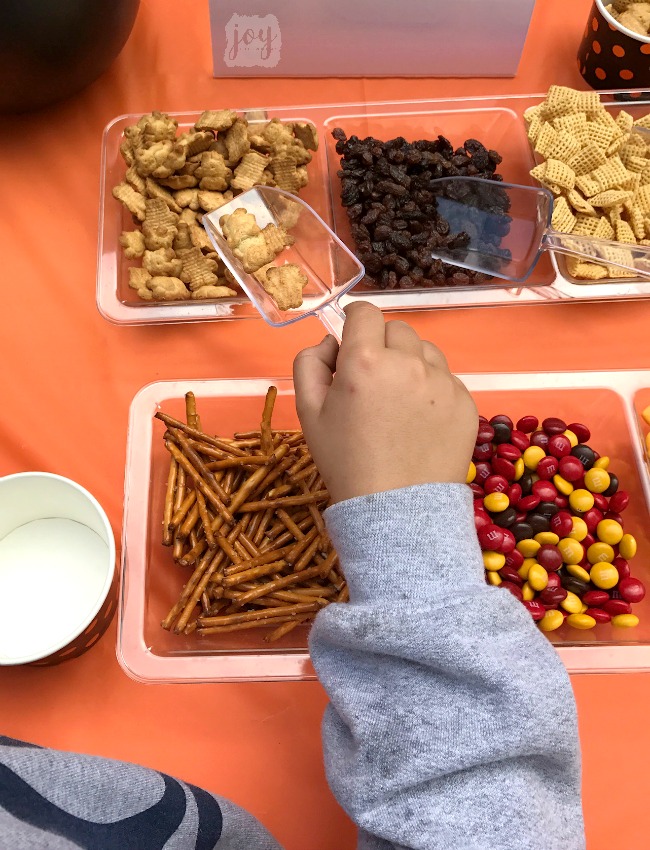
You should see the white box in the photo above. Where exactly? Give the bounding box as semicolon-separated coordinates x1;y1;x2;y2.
209;0;536;78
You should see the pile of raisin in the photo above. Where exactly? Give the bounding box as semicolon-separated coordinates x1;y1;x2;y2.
333;129;509;290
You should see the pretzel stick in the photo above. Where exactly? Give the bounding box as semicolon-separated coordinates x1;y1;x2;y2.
238;532;259;558
287;453;312;477
198;617;298;635
253;508;274;546
265;614;313;643
315;548;338;579
178;537;208;566
228;564;324;606
189;528;199;549
228;444;289;513
260;515;313;551
336;585;350;603
173;536;184;562
205;456;269;470
222;560;288;587
178;500;201;541
171;490;197;529
260;386;277;456
174;548;225;633
162;457;178;546
294;535;323;572
168;428;221;491
238;491;329;512
185;392;199;429
156;412;249;456
298;480;327;535
234;429;301;439
275;509;306;541
286;526;319;565
216;535;241;564
288;463;318;485
195;491;216;549
198;601;318;628
166;441;235;525
173;465;186;514
223;544;294;577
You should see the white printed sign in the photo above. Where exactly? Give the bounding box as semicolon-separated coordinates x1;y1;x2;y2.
223;14;281;68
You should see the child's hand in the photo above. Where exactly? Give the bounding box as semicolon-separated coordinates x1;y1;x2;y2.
293;302;478;504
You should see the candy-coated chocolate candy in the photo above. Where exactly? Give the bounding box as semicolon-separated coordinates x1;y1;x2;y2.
528;563;548;592
486;571;502;586
548;434;571;458
473;442;493;462
518;472;533;496
618;577;646;604
586;607;611;624
568;516;588;541
477;422;495;443
536;456;559;480
571;444;596;470
536;543;563;572
555;495;569;509
558;455;584;482
500;566;524;586
542;417;567;436
518;558;536;580
518;494;540;512
646;431;650;454
497;443;521;461
612;557;630;580
493;507;517;528
563;429;579;448
582;508;604;534
553;474;573;496
642;405;650;426
619;533;637;560
545;571;562;589
466;462;477;484
591;493;608;513
603;473;619;497
500;581;523;601
567;422;590;443
593;456;610;470
523;446;546;471
584;467;611;494
532;480;557;501
492;422;512;445
490;414;514;429
523;599;545;620
583;590;610;607
521;581;535;601
566;563;591;583
536;501;559;519
509;430;530;452
485;475;509;495
609;490;630;512
596;518;624;546
483;551;506;571
558;538;584;565
514;511;527;524
569;489;595;514
500;528;516;554
534;531;560;546
539;609;564;631
517;415;538;433
566;613;597;630
560;590;582;614
511;522;534;543
517;538;540;558
506;483;522;504
528;512;551;534
474;510;491;532
478;524;505;551
505;549;524;570
493;457;516;480
539;586;567;606
589;561;619;590
530;431;550;451
550;511;573;538
611;614;639;628
603;598;632;616
604;512;624;527
470;483;485;499
513;457;525;481
474;462;492;484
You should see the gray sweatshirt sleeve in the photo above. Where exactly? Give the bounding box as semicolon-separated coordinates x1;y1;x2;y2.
309;483;585;850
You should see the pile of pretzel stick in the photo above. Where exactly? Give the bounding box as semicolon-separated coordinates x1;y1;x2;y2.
157;388;347;642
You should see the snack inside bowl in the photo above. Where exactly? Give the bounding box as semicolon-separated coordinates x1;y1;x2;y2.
202;186;364;329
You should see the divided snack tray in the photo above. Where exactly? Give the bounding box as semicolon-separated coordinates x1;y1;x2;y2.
120;369;650;683
98;89;650;325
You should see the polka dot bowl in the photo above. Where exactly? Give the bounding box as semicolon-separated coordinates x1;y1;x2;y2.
578;0;650;91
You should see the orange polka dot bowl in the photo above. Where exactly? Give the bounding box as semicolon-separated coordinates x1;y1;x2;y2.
578;0;650;92
0;473;117;666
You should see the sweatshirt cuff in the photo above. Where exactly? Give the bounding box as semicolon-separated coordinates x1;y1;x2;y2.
325;483;485;604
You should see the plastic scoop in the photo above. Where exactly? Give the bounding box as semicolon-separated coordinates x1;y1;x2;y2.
203;187;365;341
426;176;650;282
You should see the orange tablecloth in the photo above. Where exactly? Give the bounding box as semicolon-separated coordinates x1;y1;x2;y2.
0;1;648;847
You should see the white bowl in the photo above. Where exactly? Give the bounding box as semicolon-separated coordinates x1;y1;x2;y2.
0;472;116;665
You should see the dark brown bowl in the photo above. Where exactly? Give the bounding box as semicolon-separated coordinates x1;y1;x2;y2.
578;0;650;91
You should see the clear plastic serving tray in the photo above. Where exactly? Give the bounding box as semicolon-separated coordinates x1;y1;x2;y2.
119;370;650;683
98;89;650;325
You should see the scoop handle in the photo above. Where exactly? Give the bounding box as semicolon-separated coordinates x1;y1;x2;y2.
542;229;650;279
316;300;346;342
